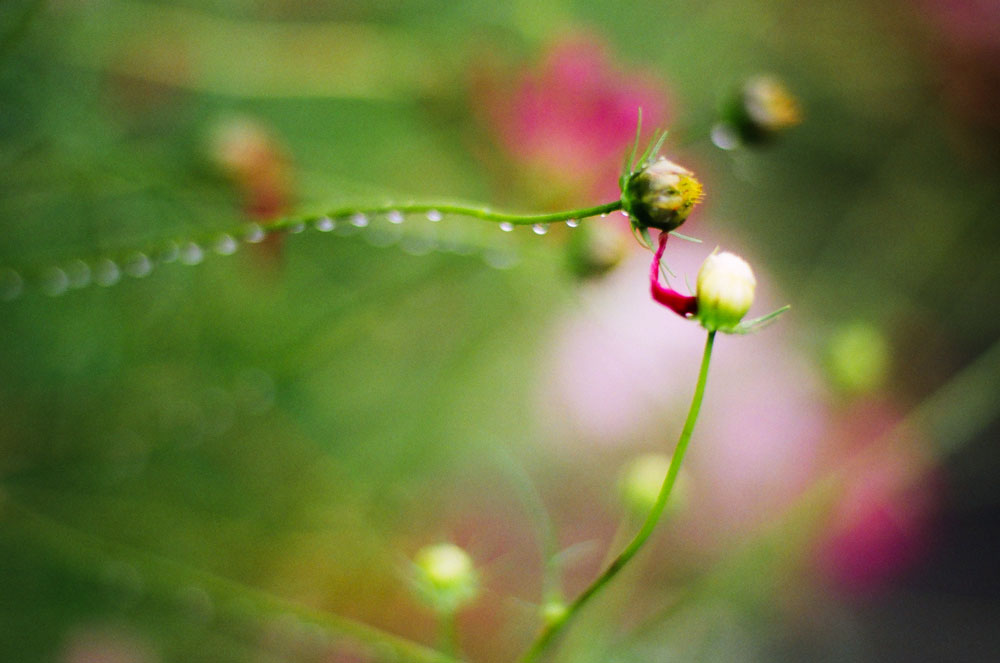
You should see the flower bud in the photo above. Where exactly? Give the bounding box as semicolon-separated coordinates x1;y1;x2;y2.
622;157;704;232
696;251;756;332
412;543;479;612
720;75;802;146
566;222;629;279
825;322;890;395
619;453;690;519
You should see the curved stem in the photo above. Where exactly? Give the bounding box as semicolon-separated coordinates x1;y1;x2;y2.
519;331;717;663
2;200;624;289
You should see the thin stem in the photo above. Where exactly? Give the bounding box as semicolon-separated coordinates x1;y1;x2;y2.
2;199;624;287
438;608;458;658
303;200;623;228
519;331;717;662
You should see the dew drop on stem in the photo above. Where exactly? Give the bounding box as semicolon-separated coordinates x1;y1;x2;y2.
214;234;238;255
66;259;91;289
532;223;549;235
0;268;23;301
94;259;121;287
314;216;335;232
499;221;514;232
244;224;266;243
41;266;69;297
179;242;204;266
124;253;153;278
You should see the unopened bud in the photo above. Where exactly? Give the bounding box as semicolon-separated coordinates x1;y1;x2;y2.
720;75;802;146
623;158;704;232
696;252;756;332
566;222;628;278
412;543;479;612
825;322;890;395
619;453;690;518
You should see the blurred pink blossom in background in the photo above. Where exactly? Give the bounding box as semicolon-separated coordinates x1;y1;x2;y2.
472;33;670;203
814;401;941;593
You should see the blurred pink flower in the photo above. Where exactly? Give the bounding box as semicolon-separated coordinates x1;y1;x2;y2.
814;401;941;593
472;33;670;202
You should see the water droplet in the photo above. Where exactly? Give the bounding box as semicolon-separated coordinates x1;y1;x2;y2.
64;259;91;289
483;250;520;270
426;209;442;222
179;242;204;266
214;234;238;255
711;123;740;151
350;212;369;228
314;216;335;232
288;222;306;234
387;210;404;224
157;242;179;264
244;224;266;243
41;266;69;297
0;268;23;301
94;259;121;287
532;223;548;235
499;222;514;232
600;213;608;218
620;210;629;217
566;218;580;228
124;253;152;278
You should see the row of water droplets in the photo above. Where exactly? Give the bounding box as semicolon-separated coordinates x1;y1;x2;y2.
0;207;598;301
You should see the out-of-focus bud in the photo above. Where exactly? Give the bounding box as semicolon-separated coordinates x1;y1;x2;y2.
622;157;704;232
566;222;629;278
696;251;756;332
412;543;479;612
825;321;890;395
540;599;568;625
619;453;690;518
715;75;802;148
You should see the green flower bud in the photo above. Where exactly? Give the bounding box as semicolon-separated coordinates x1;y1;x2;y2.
566;222;629;279
619;453;690;519
622;158;704;232
825;321;890;395
540;599;568;626
696;251;756;332
412;543;479;612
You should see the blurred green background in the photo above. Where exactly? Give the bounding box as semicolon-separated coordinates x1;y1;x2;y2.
2;0;1000;661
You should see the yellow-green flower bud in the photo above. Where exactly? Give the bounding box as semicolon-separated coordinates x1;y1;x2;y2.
619;453;690;518
696;252;756;332
719;75;802;146
412;543;479;612
623;158;704;232
825;321;890;395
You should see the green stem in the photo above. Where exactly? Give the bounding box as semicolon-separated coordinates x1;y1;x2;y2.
519;331;717;663
288;200;623;229
438;608;458;658
2;199;624;288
